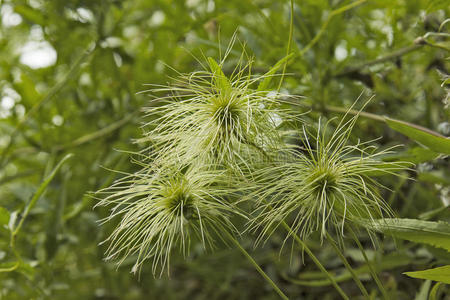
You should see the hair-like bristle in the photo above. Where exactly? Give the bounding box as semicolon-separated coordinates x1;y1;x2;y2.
246;114;409;247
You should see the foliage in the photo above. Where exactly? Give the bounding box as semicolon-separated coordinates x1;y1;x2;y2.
0;0;449;299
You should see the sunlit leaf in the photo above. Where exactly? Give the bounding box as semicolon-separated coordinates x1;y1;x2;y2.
404;265;450;284
385;118;450;154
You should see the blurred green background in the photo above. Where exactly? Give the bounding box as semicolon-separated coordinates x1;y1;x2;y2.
0;0;449;299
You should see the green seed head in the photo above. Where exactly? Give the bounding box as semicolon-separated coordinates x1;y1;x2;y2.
96;165;238;276
248;115;408;245
139;54;295;173
161;179;194;218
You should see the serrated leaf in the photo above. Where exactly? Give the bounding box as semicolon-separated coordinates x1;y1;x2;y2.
404;265;450;284
363;218;450;252
385;118;450;154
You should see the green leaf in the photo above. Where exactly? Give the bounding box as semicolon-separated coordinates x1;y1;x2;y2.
418;171;450;186
14;5;46;26
0;206;10;227
385;117;450;154
404;265;450;284
381;147;440;164
257;52;295;92
207;57;232;94
363;218;450;252
0;260;36;278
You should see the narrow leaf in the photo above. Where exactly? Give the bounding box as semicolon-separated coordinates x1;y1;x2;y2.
385;117;450;154
207;57;232;94
404;265;450;284
363;218;450;252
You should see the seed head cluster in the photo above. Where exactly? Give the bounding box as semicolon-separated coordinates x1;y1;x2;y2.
97;50;406;275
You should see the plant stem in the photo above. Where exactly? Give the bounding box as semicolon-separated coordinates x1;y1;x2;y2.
280;221;350;300
325;232;370;299
53;111;138;152
249;158;349;299
10;154;73;248
224;230;289;300
321;105;446;138
336;44;423;77
348;227;390;300
299;0;367;57
277;0;294;91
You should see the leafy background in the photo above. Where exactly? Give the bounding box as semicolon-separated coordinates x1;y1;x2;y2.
0;0;449;299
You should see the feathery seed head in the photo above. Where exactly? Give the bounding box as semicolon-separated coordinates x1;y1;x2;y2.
139;55;295;172
96;165;237;276
249;114;408;245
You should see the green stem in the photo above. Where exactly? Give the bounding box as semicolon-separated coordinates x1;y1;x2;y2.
321;105;445;138
281;221;350;300
336;32;448;77
53;111;137;152
325;232;370;299
348;227;390;300
247;151;349;299
224;231;289;300
299;0;367;57
10;154;73;248
336;44;423;76
277;0;294;91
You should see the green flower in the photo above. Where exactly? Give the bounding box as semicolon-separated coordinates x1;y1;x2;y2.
248;115;408;244
96;165;238;275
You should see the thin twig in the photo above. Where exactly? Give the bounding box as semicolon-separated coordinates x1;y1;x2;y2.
322;104;446;138
10;154;72;248
326;232;370;299
348;227;390;300
336;32;449;77
336;44;424;77
277;0;295;91
281;221;350;300
299;0;367;57
224;230;289;300
53;111;138;152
